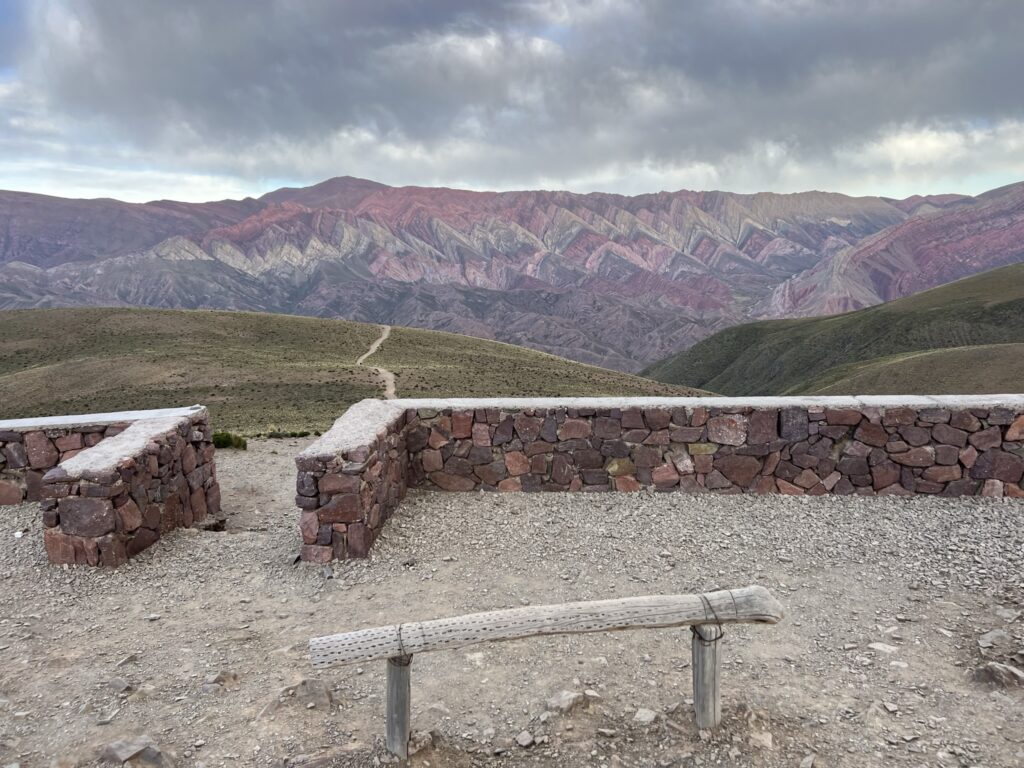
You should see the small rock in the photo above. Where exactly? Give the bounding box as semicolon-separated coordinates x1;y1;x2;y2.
516;730;534;748
546;690;585;714
101;735;165;764
143;614;161;622
597;728;617;738
975;661;1024;687
633;708;658;725
978;629;1012;649
107;677;133;694
748;731;773;750
204;670;240;691
868;642;898;654
408;730;435;755
800;754;816;768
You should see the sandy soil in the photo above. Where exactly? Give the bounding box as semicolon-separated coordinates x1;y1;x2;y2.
0;438;1022;767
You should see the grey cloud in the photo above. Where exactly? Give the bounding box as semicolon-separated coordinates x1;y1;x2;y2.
9;0;1024;195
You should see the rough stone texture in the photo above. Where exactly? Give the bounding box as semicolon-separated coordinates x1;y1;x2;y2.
29;408;219;567
297;396;1024;561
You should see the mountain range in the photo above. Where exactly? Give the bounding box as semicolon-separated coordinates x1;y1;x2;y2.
645;264;1024;395
1;176;1022;371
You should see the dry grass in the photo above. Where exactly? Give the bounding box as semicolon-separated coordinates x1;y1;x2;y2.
0;308;702;433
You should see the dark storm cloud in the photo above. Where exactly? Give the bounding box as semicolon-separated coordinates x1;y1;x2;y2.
6;0;1024;198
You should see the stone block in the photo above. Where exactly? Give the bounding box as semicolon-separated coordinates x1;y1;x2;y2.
714;454;761;487
855;422;889;447
970;449;1024;484
707;415;747;446
318;494;362;523
969;426;1002;451
779;409;809;441
932;424;968;447
430;472;477;491
890;447;935;467
300;544;333;563
58;497;115;537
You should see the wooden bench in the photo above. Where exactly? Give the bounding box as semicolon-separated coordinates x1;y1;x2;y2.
309;585;784;758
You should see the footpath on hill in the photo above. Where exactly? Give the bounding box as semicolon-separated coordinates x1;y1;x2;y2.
356;324;397;399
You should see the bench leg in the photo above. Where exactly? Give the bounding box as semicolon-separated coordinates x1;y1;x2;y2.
386;654;413;758
691;624;721;730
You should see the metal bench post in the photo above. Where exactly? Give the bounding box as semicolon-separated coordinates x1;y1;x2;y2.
691;624;722;730
386;654;412;758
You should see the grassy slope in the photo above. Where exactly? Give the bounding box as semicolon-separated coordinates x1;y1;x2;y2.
643;264;1024;395
0;308;703;433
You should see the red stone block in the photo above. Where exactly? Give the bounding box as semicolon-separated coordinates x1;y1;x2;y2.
472;423;491;447
451;411;474;439
58;497;115;537
776;479;804;495
513;414;544;442
923;464;961;483
1006;415;1024;441
300;544;333;563
557;419;592;439
318;494;362;523
854;423;888;447
651;463;679;488
969;426;1002;451
707;416;747;446
0;480;22;506
715;454;762;487
347;523;373;557
613;475;641;492
116;499;143;531
421;449;444;472
890;447;935;467
497;477;522;492
54;433;83;452
318;473;360;494
430;472;477;491
505;451;530;477
981;479;1004;498
190;487;208;522
824;409;862;426
24;431;59;470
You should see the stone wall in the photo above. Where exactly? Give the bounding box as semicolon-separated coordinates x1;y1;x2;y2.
295;401;408;563
0;423;129;505
297;396;1024;562
0;406;220;566
0;407;204;505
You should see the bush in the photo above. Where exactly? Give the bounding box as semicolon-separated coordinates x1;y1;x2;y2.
212;431;248;450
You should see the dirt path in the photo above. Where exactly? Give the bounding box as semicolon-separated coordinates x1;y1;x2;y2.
356;324;396;399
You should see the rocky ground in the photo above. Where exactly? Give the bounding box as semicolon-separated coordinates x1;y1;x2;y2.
0;438;1022;767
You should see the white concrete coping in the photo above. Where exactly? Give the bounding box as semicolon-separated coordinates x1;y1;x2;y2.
59;415;191;476
0;405;205;431
298;395;1024;459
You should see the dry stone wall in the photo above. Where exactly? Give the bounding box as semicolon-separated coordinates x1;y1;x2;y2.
0;406;220;566
298;396;1024;562
0;423;127;505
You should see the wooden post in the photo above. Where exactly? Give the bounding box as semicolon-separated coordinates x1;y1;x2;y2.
386;654;412;758
691;624;721;730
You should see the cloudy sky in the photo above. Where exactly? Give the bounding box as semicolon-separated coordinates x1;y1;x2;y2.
1;0;1023;202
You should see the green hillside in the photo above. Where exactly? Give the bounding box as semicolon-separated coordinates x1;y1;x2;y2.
0;308;703;433
643;264;1024;395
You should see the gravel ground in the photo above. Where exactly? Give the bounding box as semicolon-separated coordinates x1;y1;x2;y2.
0;438;1022;767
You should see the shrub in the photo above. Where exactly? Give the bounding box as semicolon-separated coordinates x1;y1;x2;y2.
212;431;248;450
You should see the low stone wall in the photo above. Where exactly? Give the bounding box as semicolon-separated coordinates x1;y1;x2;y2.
0;407;202;505
297;396;1024;562
0;407;220;566
296;401;408;563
